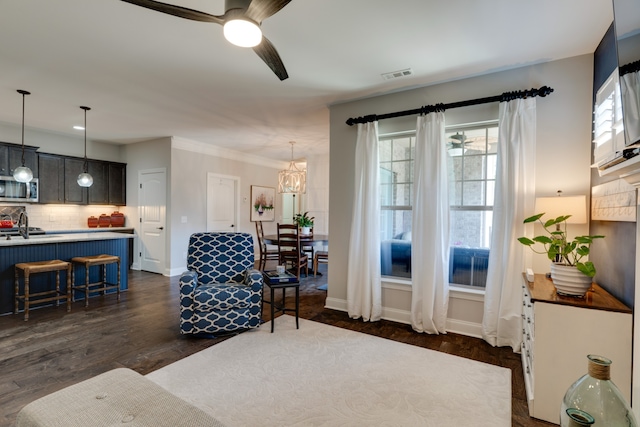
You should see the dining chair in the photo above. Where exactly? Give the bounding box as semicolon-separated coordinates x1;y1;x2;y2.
255;221;279;270
313;250;328;277
277;223;309;279
301;227;315;261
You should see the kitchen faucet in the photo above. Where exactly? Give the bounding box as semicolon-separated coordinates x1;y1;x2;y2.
17;211;29;239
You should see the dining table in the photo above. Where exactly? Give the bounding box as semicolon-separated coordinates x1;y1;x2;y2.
262;234;329;246
263;233;328;278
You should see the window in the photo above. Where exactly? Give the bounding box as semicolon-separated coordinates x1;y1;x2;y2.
378;123;498;289
380;135;414;278
593;69;625;167
448;124;498;288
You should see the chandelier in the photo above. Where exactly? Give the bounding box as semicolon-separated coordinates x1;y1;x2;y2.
278;141;306;194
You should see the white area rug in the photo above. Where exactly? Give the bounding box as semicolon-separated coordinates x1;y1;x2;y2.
146;316;511;426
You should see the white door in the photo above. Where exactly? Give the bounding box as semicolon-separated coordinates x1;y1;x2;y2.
207;173;238;232
281;193;301;224
139;168;167;274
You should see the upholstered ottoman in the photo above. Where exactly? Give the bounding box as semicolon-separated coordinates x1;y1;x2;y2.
16;368;225;427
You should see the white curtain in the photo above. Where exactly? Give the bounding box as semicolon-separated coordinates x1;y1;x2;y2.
622;71;640;146
347;122;382;322
411;112;449;334
483;98;536;351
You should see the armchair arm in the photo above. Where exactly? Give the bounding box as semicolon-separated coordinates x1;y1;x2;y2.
244;268;264;293
179;270;198;295
179;270;198;308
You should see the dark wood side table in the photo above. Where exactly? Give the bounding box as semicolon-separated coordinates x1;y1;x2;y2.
261;271;300;333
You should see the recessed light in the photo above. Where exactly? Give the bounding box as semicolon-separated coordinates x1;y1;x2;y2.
73;125;84;130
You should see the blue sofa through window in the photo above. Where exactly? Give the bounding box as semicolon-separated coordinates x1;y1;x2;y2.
380;238;490;287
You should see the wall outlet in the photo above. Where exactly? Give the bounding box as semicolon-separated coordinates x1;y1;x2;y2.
526;268;535;282
181;216;187;224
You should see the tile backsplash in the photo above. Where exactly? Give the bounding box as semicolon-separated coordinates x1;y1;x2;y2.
14;204;131;230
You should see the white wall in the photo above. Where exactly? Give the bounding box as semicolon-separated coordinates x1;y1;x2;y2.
304;153;330;235
169;138;289;276
327;54;594;334
122;137;172;271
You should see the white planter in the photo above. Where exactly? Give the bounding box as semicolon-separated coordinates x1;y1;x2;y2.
300;226;311;236
550;264;593;297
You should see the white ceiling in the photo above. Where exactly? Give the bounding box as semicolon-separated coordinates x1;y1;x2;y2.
0;0;613;161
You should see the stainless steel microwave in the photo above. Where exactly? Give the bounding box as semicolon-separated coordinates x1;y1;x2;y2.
0;176;38;203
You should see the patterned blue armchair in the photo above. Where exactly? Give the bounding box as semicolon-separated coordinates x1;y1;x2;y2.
179;232;263;335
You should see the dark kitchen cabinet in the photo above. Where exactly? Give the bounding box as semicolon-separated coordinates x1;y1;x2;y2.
64;158;88;204
108;162;126;205
0;145;7;176
0;143;38;177
38;153;65;203
88;161;109;204
38;153;126;206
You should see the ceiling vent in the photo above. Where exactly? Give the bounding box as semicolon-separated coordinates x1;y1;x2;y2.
381;68;413;80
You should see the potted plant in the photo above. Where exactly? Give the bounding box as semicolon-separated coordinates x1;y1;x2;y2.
518;213;604;296
294;211;314;235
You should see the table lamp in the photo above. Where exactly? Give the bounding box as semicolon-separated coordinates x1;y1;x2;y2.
535;191;587;226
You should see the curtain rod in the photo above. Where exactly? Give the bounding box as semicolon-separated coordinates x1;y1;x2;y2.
345;85;554;126
620;59;640;76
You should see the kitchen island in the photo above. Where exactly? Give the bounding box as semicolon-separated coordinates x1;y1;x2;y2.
0;232;134;315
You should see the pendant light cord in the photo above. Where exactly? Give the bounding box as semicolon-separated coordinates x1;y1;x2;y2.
81;106;91;173
17;90;30;167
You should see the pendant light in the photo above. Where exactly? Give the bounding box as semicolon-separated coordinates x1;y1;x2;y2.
278;141;306;194
13;90;34;183
77;106;93;187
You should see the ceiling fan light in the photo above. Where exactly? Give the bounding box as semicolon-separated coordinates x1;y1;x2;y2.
223;18;262;47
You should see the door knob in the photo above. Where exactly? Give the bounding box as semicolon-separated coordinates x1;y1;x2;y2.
157;226;164;230
231;224;234;228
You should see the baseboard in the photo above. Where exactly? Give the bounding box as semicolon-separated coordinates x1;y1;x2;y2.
324;297;483;339
324;297;347;312
168;267;185;277
446;318;483;338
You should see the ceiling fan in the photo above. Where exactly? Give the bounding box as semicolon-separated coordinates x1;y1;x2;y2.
447;132;470;156
448;132;469;146
120;0;291;80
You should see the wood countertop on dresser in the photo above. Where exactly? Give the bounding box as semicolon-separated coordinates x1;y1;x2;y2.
523;273;631;313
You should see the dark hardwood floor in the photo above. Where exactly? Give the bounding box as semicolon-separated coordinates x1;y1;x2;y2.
0;266;554;426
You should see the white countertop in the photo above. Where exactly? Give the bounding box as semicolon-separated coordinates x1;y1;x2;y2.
0;232;135;247
44;227;134;234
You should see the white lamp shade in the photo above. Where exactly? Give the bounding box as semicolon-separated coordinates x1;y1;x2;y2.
535;195;587;224
13;166;33;183
77;172;93;187
223;19;262;47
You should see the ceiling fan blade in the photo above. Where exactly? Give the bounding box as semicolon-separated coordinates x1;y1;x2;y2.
252;35;289;80
245;0;292;23
120;0;224;24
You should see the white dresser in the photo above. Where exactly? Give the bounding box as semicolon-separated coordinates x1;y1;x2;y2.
521;273;632;424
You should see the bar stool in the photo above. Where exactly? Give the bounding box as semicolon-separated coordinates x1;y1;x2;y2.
71;254;121;307
14;260;72;321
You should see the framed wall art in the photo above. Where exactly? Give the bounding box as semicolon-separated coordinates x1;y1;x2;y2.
251;185;275;222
